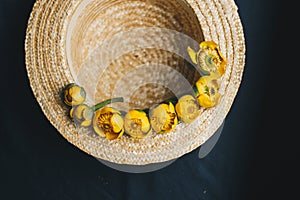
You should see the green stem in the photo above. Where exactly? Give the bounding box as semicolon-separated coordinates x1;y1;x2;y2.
92;97;124;111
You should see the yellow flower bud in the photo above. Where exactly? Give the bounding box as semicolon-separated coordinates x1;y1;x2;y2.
196;76;222;108
149;102;178;134
175;95;200;123
124;110;151;139
93;107;124;140
70;104;93;127
62;83;86;106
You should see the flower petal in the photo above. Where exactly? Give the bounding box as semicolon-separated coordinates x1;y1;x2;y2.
187;46;198;64
111;113;124;133
93;124;106;137
197;94;214;108
92;111;106;137
168;102;175;113
200;41;218;49
150;105;166;134
81;120;92;127
106;131;121;140
141;118;151;134
106;129;124;140
73;105;85;120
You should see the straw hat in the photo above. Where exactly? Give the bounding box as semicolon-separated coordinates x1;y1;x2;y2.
25;0;245;165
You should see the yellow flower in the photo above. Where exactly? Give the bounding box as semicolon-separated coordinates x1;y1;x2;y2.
149;102;178;134
196;76;222;108
124;110;151;139
175;95;200;123
62;83;86;106
188;41;226;78
93;107;124;140
70;104;94;127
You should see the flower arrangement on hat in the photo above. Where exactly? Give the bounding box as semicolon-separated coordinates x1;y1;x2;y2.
61;41;227;140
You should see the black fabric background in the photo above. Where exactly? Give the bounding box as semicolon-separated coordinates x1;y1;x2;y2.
1;0;298;199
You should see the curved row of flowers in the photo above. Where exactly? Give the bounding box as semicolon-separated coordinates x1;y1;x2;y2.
61;41;227;140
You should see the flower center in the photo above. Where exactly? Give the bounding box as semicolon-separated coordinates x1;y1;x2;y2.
97;113;114;133
131;119;142;130
187;106;195;114
198;48;222;73
104;124;111;130
205;55;214;67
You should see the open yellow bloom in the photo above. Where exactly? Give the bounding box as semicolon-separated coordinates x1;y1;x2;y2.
93;107;124;140
196;76;222;108
188;41;226;78
149;102;178;134
62;83;86;106
124;110;151;139
175;95;200;123
70;104;94;127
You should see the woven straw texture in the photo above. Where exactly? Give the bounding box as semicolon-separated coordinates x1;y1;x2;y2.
25;0;245;165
